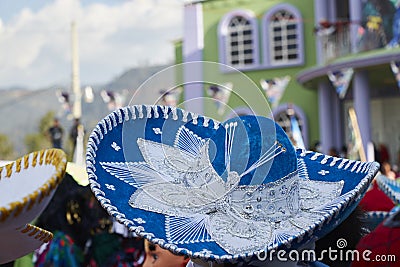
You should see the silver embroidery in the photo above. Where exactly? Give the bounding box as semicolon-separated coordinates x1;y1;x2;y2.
105;184;116;190
123;107;130;121
110;112;117;127
182;110;189;122
137;105;144;119
152;106;159;118
133;218;146;224
145;105;152;118
318;170;329;175
100;125;344;254
153;128;162;135
116;109;123;123
190;112;199;125
130;106;136;120
111;142;121;151
162;106;169;119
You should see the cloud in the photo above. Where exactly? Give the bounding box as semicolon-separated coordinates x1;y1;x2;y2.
0;0;183;89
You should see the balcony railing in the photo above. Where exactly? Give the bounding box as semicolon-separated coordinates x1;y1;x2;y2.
315;20;388;64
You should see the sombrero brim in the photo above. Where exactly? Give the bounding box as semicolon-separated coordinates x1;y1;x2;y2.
0;224;52;264
364;211;391;231
0;149;67;262
0;149;67;227
376;174;400;204
87;105;379;262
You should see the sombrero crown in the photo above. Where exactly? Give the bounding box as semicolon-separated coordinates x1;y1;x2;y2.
87;105;379;262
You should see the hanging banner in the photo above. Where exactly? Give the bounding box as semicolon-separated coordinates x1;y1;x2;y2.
207;82;233;115
56;90;72;116
290;115;305;149
327;68;354;99
348;107;366;162
101;90;116;111
159;87;182;107
101;90;125;111
84;86;94;103
390;61;400;88
260;76;290;109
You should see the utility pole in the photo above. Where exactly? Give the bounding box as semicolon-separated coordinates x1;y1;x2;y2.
71;21;81;120
70;21;84;166
66;20;88;185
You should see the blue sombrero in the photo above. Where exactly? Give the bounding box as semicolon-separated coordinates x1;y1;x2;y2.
363;211;391;231
376;174;400;205
86;105;379;263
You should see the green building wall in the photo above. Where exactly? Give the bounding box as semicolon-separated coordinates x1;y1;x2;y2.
178;0;321;148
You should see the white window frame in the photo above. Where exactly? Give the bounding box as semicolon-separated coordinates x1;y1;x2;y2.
262;4;304;67
218;10;260;71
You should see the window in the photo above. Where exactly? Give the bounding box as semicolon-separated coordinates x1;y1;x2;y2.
262;4;304;67
227;16;254;66
273;104;308;149
269;10;298;62
218;10;259;70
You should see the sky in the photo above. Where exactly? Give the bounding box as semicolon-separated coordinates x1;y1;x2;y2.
0;0;184;89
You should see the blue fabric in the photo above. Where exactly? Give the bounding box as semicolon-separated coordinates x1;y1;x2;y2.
211;116;296;185
309;261;330;267
87;105;379;262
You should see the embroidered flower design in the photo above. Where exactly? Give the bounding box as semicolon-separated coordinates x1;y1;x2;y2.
111;142;121;151
200;249;213;255
152;128;162;135
318;170;330;176
105;184;115;190
99;124;343;255
133;218;146;224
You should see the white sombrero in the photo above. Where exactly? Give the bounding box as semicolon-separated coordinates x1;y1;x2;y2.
0;149;67;264
87;105;379;263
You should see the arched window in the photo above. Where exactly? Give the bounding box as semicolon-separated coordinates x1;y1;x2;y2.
262;4;304;67
218;10;259;70
273;104;308;149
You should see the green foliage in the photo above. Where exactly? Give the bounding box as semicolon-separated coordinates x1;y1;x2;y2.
24;110;54;153
24;133;50;153
0;134;15;160
39;110;56;134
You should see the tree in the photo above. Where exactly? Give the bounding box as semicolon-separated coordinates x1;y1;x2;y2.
39;110;57;135
24;133;50;154
24;111;55;153
0;134;15;160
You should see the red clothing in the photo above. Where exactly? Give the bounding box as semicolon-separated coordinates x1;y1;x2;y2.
359;181;395;212
352;217;400;267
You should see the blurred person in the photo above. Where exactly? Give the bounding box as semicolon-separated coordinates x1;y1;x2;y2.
69;118;85;156
143;240;188;267
311;141;322;152
47;118;64;149
328;147;339;157
339;145;348;158
381;161;396;180
378;143;390;164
